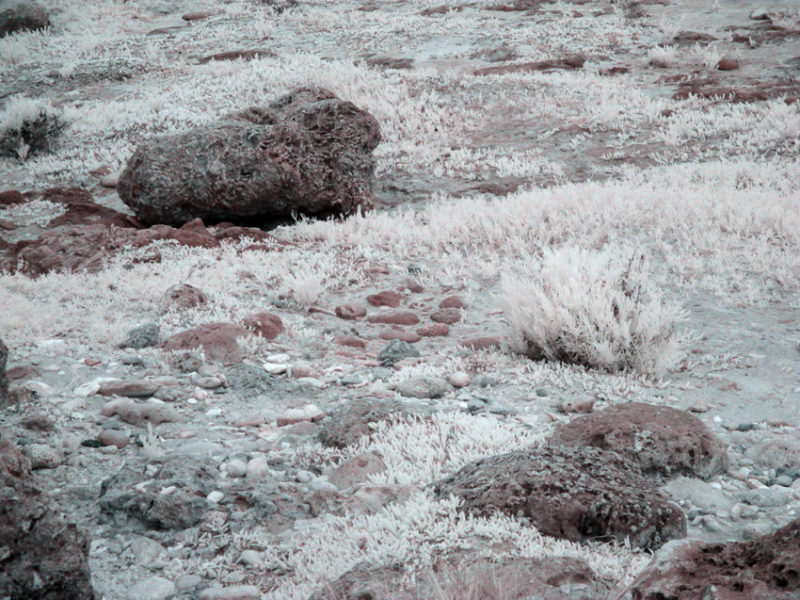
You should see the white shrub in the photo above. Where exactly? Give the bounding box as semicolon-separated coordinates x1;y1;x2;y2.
501;247;687;377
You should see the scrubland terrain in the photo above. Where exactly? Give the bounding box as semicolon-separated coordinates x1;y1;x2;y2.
1;0;799;599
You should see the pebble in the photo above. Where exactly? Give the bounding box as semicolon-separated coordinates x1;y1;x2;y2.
98;429;129;449
26;444;63;469
276;404;325;426
126;576;175;600
267;353;291;363
193;375;223;389
448;371;470;387
393;376;451;399
225;459;247;478
263;362;287;375
688;399;710;413
176;574;205;591
741;486;794;507
774;475;793;487
335;303;367;320
207;491;224;504
199;586;261;600
129;536;166;564
239;550;263;567
206;407;223;417
246;456;270;480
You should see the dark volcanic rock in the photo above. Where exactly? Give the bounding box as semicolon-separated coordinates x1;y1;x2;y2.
433;446;686;550
619;517;800;600
318;397;427;448
0;432;96;599
118;87;381;226
0;0;49;37
548;402;728;480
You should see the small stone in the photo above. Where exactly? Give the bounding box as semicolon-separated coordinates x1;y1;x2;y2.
182;11;210;21
176;574;204;591
207;491;224;504
393;376;451;399
717;57;739;71
126;576;175;600
775;475;793;487
246;456;269;480
749;8;769;20
336;335;366;349
535;388;549;397
430;308;462;324
198;585;260;600
122;323;160;349
26;444;63;469
448;371;470;387
194;375;223;389
689;399;710;413
225;459;247;478
557;398;594;414
98;429;129;449
100;171;121;188
263;362;287;375
98;379;159;398
737;422;757;432
276;404;325;426
239;550;262;567
367;311;420;325
243;312;284;340
417;323;450;337
377;339;420;367
129;536;166;564
439;296;465;309
378;329;421;343
335;303;367;320
367;290;402;307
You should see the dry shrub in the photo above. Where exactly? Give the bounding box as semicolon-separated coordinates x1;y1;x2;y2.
501;247;687;378
0;96;65;160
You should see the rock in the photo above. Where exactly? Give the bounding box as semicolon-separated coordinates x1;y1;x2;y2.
239;549;262;567
0;333;7;404
335;303;367;320
128;536;166;564
246;456;270;480
547;402;728;480
439;295;465;309
318;397;425;448
98;379;160;397
0;0;49;37
162;322;252;365
225;459;247;478
309;563;404;600
126;576;176;600
745;435;800;471
182;11;210;20
118;87;381;226
97;429;129;449
0;433;96;599
447;371;470;387
0;189;24;205
207;490;224;504
430;308;462;324
378;329;421;343
366;310;419;325
100;398;178;427
121;322;160;349
336;335;366;348
276;403;325;426
25;443;63;470
377;339;420;367
367;290;402;307
176;574;204;591
198;585;261;600
741;485;794;508
417;323;450;337
618;518;800;600
557;398;595;414
717;57;739;71
263;362;287;374
160;283;208;312
393;376;451;399
433;445;686;550
660;476;735;516
327;452;386;490
242;311;284;340
460;336;501;351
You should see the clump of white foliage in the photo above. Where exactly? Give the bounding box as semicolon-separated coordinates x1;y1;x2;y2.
501;247;687;377
0;96;65;160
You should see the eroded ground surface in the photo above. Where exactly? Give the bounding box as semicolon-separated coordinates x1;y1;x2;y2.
1;1;800;599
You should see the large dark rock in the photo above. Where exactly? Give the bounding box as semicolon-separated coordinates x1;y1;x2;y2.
0;432;96;599
0;0;49;37
618;517;800;600
432;446;686;551
0;334;7;403
118;87;381;226
548;402;728;480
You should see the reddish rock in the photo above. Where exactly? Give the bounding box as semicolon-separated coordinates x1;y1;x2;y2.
433;446;686;551
474;55;585;75
403;278;424;293
242;311;284;340
160;283;208;312
716;57;740;71
460;336;501;350
439;295;465;309
43;187;140;229
98;379;159;398
620;518;800;600
335;303;367;320
0;433;96;599
430;308;462;324
366;311;420;325
379;329;421;343
182;11;210;20
0;190;24;206
417;323;450;337
162;322;251;364
548;402;728;480
197;48;274;64
367;290;402;307
336;335;366;349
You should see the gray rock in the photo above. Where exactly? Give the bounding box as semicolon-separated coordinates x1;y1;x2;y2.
128;535;166;565
377;339;420;367
125;576;175;600
118;87;381;226
122;322;160;349
433;445;686;551
0;0;49;37
741;486;794;508
394;376;451;399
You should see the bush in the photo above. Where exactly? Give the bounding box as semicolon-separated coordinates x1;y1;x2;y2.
501;247;686;377
0;96;65;160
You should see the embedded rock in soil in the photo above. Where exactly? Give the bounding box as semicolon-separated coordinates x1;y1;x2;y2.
162;322;252;365
121;322;160;349
160;283;208;312
377;339;420;367
98;458;216;530
547;402;728;480
0;0;49;36
318;397;427;448
118;87;381;226
0;432;96;599
618;517;800;600
0;333;7;403
242;311;284;340
433;445;686;550
393;376;451;398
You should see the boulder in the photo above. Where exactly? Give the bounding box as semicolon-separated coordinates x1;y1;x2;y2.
0;0;49;37
548;402;728;480
433;446;686;551
118;87;381;226
618;517;800;600
0;432;96;599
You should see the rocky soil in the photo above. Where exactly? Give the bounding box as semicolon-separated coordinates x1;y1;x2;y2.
1;0;800;599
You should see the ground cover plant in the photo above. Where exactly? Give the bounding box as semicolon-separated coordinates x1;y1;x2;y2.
1;1;800;599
